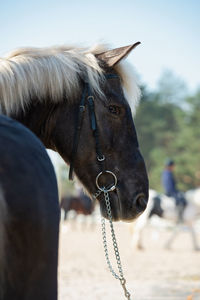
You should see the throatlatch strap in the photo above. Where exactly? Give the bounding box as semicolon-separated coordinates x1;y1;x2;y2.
69;84;87;180
88;96;103;158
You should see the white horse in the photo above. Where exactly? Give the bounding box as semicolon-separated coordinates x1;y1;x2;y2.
131;188;200;250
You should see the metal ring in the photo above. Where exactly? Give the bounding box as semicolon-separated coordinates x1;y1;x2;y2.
87;95;94;101
97;155;105;162
79;105;85;111
96;170;117;192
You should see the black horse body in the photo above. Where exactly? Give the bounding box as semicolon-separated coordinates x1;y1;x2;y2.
0;115;60;300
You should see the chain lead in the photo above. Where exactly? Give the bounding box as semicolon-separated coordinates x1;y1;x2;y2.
101;189;132;300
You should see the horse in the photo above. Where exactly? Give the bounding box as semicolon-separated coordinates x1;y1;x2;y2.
60;193;94;220
131;189;200;251
0;114;60;299
0;42;149;299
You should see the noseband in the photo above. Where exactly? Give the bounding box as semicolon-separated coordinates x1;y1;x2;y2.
69;74;119;194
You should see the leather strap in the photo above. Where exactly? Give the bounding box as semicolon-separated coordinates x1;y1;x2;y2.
69;74;119;181
68;84;87;180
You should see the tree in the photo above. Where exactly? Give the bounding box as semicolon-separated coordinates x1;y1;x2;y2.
134;79;200;191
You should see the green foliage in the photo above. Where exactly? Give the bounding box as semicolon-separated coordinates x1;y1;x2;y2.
135;79;200;192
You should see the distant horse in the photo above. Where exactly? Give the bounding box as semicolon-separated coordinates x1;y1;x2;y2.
132;189;200;250
60;193;94;220
0;42;149;299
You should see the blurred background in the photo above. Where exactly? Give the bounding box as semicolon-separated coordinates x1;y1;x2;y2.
1;1;200;299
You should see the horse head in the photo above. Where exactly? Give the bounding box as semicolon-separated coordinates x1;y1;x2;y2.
51;44;149;221
1;43;149;221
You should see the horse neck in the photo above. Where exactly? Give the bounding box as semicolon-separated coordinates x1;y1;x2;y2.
11;97;78;165
12;100;60;150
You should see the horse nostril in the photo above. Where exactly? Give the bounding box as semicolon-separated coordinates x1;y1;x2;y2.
134;193;147;211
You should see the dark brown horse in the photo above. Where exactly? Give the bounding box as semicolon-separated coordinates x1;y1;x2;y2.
0;42;149;299
60;193;94;220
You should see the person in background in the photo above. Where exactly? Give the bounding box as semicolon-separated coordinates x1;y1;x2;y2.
161;159;187;222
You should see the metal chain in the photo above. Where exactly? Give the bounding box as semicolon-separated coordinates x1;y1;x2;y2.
101;189;132;300
93;189;102;200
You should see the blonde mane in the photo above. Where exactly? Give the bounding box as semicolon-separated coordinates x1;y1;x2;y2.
0;44;140;115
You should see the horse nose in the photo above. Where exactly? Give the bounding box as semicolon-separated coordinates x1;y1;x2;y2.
133;193;147;212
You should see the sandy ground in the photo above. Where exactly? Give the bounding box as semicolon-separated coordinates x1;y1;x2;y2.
58;216;200;300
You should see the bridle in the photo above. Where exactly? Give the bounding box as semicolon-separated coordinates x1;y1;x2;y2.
68;73;132;299
68;73;119;194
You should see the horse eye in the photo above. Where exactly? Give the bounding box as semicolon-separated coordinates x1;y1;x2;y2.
108;105;121;115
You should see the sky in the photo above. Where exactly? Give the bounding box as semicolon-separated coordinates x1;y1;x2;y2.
0;0;200;92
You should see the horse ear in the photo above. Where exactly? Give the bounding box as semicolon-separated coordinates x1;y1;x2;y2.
96;42;141;67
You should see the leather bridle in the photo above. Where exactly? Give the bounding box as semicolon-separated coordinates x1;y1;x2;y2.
69;74;119;194
69;75;134;298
